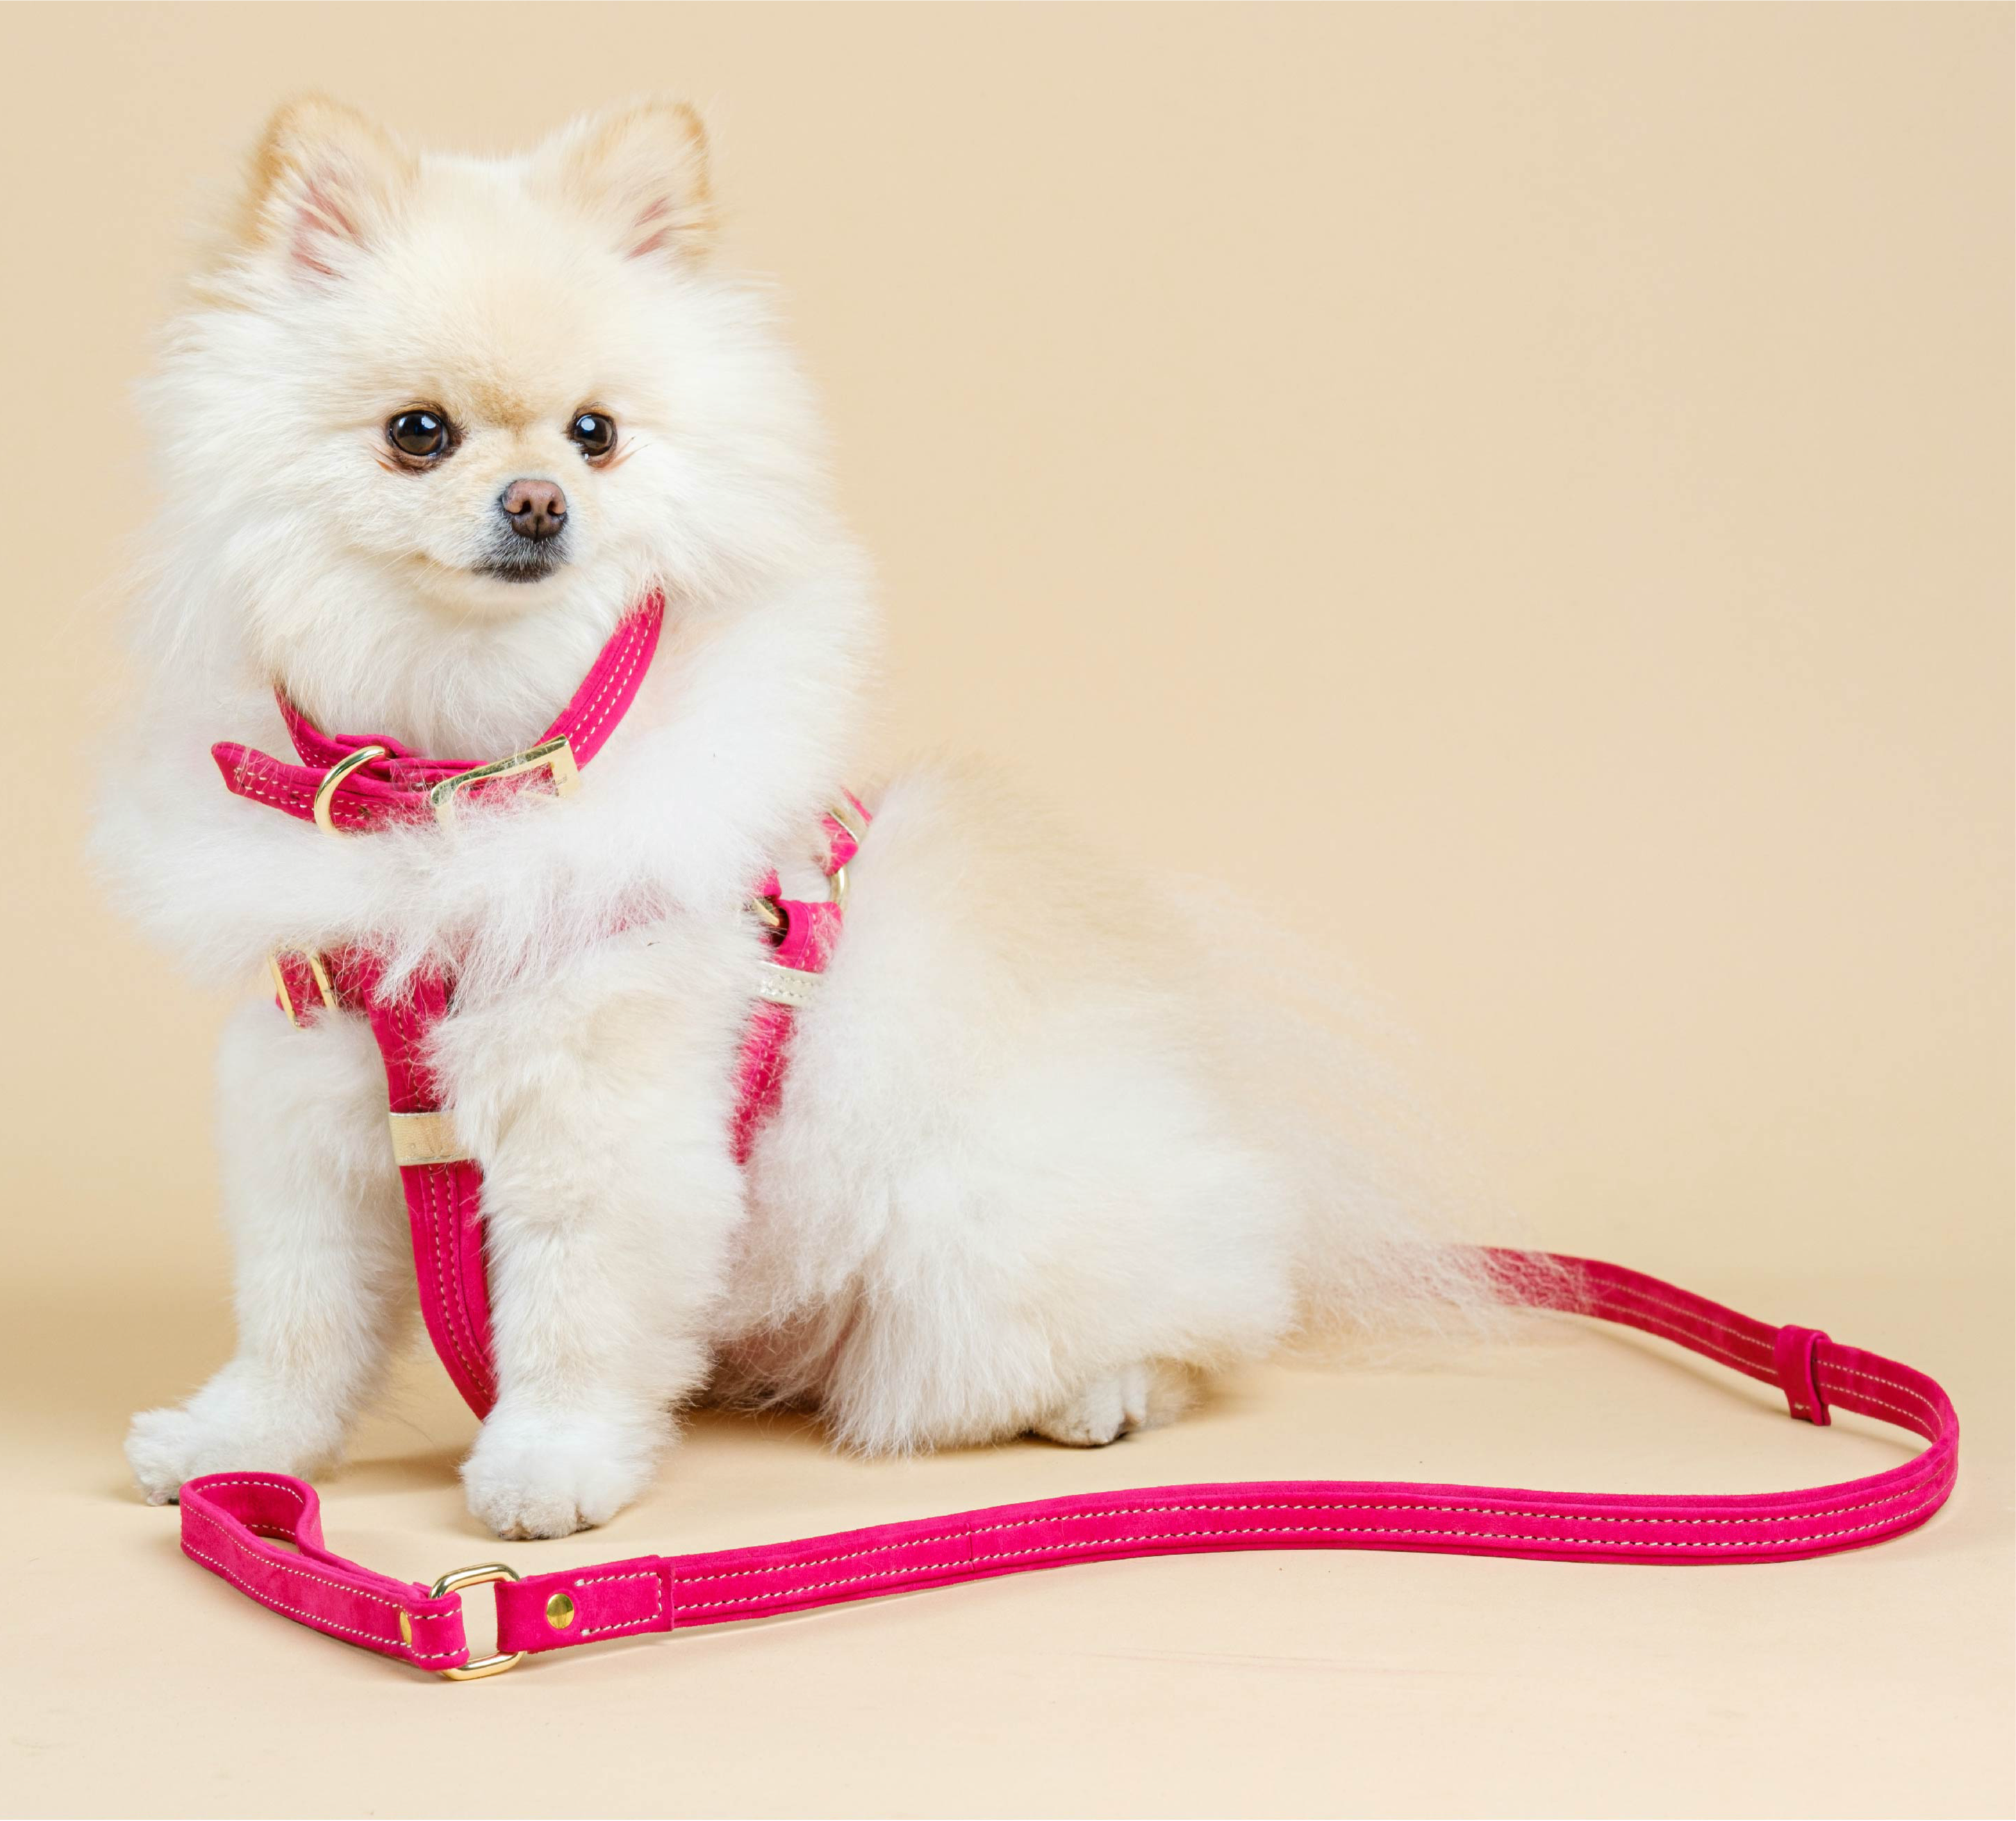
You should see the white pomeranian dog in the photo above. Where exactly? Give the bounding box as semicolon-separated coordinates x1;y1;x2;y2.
103;98;1482;1540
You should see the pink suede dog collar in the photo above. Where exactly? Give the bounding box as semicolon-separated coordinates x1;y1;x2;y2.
174;1250;1958;1677
213;594;665;830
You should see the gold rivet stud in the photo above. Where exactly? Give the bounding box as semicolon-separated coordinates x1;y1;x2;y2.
545;1592;577;1631
397;1610;413;1647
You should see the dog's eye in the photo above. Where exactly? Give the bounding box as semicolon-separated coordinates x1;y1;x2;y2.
386;410;453;460
568;412;616;459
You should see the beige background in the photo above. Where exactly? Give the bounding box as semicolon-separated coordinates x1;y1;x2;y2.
3;4;2009;1816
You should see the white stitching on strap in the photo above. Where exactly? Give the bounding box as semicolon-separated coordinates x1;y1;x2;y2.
572;1569;666;1638
567;612;653;753
1820;1363;1940;1419
675;1474;1943;1588
673;1487;1953;1613
205;1475;311;1507
183;1530;462;1664
417;1156;486;1397
182;1506;463;1665
184;1502;406;1613
1596;1305;1767;1378
1818;1378;1937;1433
228;762;371;826
1587;1282;1774;1361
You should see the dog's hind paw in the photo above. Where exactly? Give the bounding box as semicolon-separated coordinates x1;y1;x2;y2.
1030;1362;1196;1448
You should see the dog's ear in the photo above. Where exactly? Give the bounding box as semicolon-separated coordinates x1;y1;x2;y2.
534;99;716;263
238;95;413;278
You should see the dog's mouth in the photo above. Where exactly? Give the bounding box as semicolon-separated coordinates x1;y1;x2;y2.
474;540;570;585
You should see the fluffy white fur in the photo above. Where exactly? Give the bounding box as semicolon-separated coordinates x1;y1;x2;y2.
105;99;1486;1539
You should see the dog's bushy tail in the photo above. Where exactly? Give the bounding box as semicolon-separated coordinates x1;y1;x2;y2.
1166;878;1552;1356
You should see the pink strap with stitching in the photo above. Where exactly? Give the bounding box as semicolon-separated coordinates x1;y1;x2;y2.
729;887;845;1163
364;960;501;1416
213;597;664;829
273;948;502;1415
176;1249;1959;1675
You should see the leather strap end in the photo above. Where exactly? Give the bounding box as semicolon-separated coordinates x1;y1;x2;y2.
497;1558;674;1656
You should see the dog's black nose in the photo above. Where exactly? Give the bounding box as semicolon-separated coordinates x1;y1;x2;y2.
499;478;567;542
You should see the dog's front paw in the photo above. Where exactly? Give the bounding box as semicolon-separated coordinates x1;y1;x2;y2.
462;1408;663;1540
126;1405;216;1504
124;1385;333;1505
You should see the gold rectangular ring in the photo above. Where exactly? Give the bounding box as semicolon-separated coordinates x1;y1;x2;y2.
427;736;579;826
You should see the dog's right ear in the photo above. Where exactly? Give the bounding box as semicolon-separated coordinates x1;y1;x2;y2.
236;95;413;279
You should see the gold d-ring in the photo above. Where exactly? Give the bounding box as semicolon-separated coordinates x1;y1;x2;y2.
747;802;866;933
311;745;389;836
429;1562;525;1680
825;798;866;913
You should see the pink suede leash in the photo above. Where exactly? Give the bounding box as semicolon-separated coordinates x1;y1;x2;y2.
174;1250;1959;1677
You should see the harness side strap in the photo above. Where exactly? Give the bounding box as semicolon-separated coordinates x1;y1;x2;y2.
173;1251;1959;1675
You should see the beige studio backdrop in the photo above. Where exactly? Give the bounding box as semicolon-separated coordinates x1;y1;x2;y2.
2;5;2010;1818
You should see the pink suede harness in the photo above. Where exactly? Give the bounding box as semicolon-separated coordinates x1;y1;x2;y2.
181;599;1961;1677
219;595;864;1415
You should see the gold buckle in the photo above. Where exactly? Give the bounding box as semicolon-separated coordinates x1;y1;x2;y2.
267;949;335;1028
312;745;390;836
430;1563;525;1680
427;736;579;826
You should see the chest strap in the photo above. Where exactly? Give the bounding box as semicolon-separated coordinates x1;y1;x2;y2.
265;797;865;1419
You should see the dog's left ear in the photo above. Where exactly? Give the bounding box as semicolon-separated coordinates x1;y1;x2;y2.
534;99;717;263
